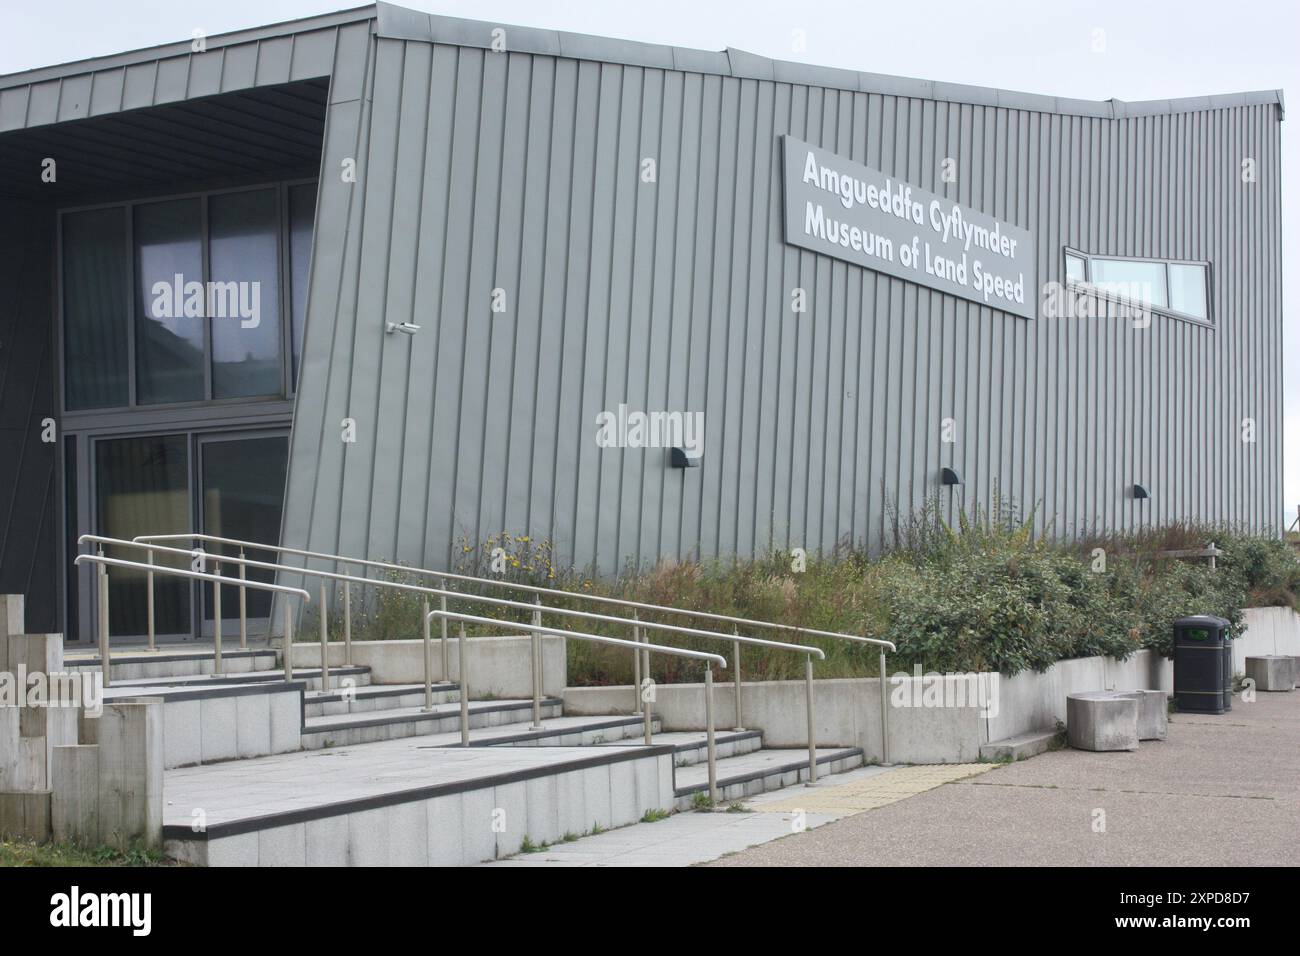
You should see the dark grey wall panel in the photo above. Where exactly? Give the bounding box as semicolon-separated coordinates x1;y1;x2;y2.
0;199;57;631
280;31;1284;576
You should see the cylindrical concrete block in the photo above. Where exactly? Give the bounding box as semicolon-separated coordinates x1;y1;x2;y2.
1114;690;1168;740
1066;692;1139;752
51;744;99;844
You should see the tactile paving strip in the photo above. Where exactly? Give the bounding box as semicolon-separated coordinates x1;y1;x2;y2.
753;763;996;815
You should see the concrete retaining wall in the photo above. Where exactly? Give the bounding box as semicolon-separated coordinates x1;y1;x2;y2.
564;649;1176;764
289;635;566;697
1236;606;1300;673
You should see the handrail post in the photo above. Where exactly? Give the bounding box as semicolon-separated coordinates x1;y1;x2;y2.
145;548;155;652
343;578;352;666
632;610;642;715
319;582;329;690
458;623;470;747
805;655;817;786
733;626;743;731
283;601;294;682
237;549;247;650
439;578;449;682
212;561;223;677
530;596;543;729
879;648;890;765
643;665;653;746
97;548;110;688
422;597;433;711
704;665;718;805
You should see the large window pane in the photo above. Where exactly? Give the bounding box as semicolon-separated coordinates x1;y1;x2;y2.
1090;258;1168;308
63;208;129;409
1168;263;1208;319
200;434;288;625
96;435;191;637
135;199;205;404
288;184;316;388
210;189;283;398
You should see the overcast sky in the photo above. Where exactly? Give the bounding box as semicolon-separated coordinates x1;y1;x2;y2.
4;0;1296;522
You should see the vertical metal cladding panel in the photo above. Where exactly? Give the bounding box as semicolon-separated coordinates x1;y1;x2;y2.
279;34;1284;577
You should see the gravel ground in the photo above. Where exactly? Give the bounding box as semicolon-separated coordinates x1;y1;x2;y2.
708;690;1300;866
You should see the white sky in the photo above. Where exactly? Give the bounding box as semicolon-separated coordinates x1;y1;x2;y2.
4;0;1296;523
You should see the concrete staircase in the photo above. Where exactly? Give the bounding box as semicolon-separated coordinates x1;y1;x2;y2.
58;645;863;864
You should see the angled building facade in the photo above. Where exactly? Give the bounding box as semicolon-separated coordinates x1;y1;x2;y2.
0;3;1284;642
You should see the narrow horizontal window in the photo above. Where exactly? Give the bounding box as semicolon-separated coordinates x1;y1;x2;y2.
1064;249;1210;324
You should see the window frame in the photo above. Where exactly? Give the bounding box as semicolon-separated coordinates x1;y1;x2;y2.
1062;247;1213;327
55;178;316;421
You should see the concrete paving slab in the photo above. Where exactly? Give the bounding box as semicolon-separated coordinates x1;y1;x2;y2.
709;691;1300;867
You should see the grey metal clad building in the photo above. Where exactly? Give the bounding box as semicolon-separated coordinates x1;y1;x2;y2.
0;3;1284;643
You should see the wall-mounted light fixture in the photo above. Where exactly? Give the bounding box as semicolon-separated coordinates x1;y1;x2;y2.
386;321;421;335
1132;483;1149;500
670;447;701;469
940;467;962;486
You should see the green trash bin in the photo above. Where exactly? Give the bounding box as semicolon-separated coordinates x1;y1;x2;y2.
1173;615;1230;714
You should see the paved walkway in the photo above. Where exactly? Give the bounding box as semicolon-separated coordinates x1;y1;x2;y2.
483;763;994;866
711;690;1300;866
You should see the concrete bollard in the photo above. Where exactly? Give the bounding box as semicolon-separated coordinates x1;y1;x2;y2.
1066;692;1139;752
0;593;23;673
1244;656;1295;692
81;699;164;850
0;789;52;841
51;744;100;844
3;633;78;791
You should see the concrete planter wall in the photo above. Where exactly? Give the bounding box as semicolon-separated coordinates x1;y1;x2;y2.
289;635;566;698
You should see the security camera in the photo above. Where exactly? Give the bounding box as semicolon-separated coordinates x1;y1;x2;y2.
385;321;421;335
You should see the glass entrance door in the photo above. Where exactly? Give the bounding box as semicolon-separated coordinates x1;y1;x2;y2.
94;434;192;641
198;432;289;637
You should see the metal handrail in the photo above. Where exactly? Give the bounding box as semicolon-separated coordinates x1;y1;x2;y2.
72;551;310;688
111;533;833;780
431;609;726;802
134;531;894;765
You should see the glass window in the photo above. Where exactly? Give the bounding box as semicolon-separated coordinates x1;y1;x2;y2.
63;208;129;409
200;434;289;625
135;199;205;404
96;434;191;636
1089;258;1168;308
288;184;316;388
1065;252;1086;283
209;189;282;399
1168;263;1208;319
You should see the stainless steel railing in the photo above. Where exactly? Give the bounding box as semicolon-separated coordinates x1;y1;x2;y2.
430;609;727;801
72;549;311;688
134;531;896;765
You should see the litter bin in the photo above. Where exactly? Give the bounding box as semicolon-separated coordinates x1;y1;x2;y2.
1222;639;1234;711
1173;615;1231;714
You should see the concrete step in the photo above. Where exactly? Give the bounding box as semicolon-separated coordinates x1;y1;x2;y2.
304;682;459;718
417;713;664;748
98;665;372;693
301;698;565;749
596;729;764;766
64;648;278;682
672;746;865;809
979;728;1060;762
